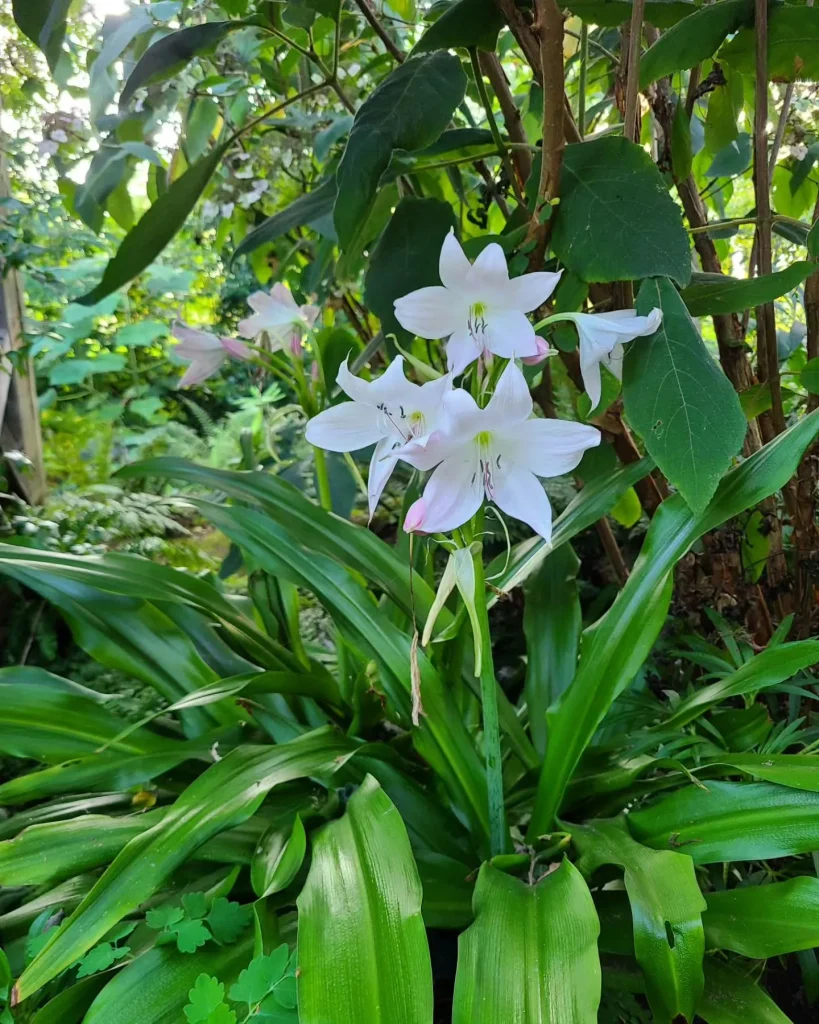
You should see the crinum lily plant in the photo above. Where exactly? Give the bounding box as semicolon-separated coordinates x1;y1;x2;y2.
306;231;662;854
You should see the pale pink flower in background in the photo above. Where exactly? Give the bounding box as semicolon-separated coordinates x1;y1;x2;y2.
239;283;320;354
402;361;600;541
546;308;662;410
172;321;251;388
393;230;563;375
305;357;451;517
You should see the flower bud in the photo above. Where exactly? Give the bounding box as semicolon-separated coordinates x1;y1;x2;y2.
521;336;554;365
403;498;427;534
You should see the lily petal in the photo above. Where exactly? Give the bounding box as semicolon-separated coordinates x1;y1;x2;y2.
467;242;509;296
579;350;604;411
172;322;222;355
483;309;539;360
413;454;484;534
491;464;553;541
305;401;384;451
484;360;532;429
368;435;401;517
336;355;409;406
177;350;226;388
394;286;462;339
446;327;482;375
439;230;472;291
504;270;563;313
220;336;252;360
499;418;601;477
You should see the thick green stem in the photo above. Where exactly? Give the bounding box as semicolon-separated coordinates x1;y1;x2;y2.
471;542;508;856
313;447;333;511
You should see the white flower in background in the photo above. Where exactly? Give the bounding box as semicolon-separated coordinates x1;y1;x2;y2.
306;357;451;517
550;308;662;410
172;321;251;388
221;202;235;219
238;180;270;208
238;283;320;354
393;230;563;375
38;138;59;156
402;361;600;541
202;200;220;220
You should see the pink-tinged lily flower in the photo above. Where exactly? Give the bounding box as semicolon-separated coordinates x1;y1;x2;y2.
305;357;451;518
401;361;600;541
238;282;320;354
547;307;662;410
172;322;251;388
393;230;563;375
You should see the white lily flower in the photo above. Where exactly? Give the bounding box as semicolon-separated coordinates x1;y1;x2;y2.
239;283;320;354
393;230;563;376
305;357;452;517
550;308;662;410
401;361;600;541
172;321;251;388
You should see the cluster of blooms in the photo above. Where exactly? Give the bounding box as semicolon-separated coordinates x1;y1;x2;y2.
172;284;319;387
306;231;661;542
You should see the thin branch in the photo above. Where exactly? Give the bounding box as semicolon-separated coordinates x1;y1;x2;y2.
352;0;405;62
623;0;645;141
479;51;533;186
577;23;589;138
753;0;786;436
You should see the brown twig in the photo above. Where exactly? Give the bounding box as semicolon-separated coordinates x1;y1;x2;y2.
479;52;533;188
623;0;645;142
353;0;405;62
753;0;786;437
596;518;630;585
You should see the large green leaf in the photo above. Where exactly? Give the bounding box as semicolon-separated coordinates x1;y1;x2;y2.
528;409;819;837
195;499;489;838
12;730;353;1003
232;177;337;263
704;752;819;792
564;0;696;28
334;52;466;248
719;6;819;82
297;776;433;1023
552;137;691;287
0;673;174;763
680;262;815;317
703;878;819;957
76;144;228;305
11;0;71;69
412;0;505;54
573;817;705;1023
365;197;457;343
452;860;600;1023
624;277;747;514
660;639;819;731
640;0;753;88
628;780;819;864
120;22;238;106
523;544;581;757
697;961;794;1024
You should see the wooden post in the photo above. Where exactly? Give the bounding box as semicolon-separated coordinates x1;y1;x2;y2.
0;130;46;505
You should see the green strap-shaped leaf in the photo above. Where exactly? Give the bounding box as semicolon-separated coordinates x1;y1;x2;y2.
660;638;819;731
552;137;691;287
625;277;747;515
719;6;819;82
697;961;794;1024
297;776;433;1023
12;730;354;1003
680;262;815;317
334;52;466;248
629;780;819;864
528;408;819;837
452;861;600;1023
640;0;753;88
703;752;819;792
522;543;581;757
573;817;705;1023
76;144;228;305
11;0;71;70
703;877;819;958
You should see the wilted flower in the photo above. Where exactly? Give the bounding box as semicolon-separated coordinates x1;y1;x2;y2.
238;283;319;354
172;321;251;387
305;357;451;517
393;230;563;375
402;361;600;540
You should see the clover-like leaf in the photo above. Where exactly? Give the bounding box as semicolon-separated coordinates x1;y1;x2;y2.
185;974;237;1024
174;919;212;955
207;898;252;945
146;906;185;931
181;892;209;920
229;946;290;1008
76;942;130;979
